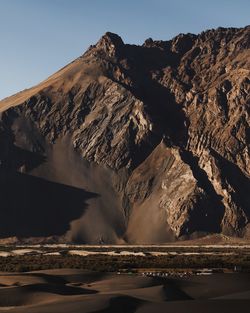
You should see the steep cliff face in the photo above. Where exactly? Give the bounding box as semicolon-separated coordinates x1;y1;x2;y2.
0;26;249;243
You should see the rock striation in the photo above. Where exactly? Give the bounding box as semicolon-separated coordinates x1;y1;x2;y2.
0;26;249;243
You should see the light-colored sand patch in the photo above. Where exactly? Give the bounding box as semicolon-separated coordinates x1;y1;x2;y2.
43;252;61;256
68;250;145;256
0;252;12;257
11;249;42;255
119;251;145;256
69;250;117;256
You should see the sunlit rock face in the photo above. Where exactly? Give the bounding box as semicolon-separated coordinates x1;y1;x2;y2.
0;26;249;243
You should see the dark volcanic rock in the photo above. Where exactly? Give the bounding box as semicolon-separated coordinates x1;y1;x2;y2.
0;26;249;243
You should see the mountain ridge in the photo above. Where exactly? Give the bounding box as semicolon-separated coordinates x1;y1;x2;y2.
0;25;249;243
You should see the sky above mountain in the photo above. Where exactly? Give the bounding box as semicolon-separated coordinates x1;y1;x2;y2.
0;0;249;100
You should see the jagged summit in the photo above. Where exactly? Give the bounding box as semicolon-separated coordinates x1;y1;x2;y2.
0;26;249;244
84;31;124;59
97;31;124;48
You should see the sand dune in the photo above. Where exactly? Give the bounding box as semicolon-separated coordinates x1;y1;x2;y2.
0;270;249;312
136;300;250;313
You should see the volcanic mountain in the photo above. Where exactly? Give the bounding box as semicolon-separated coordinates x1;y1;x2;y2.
0;26;249;244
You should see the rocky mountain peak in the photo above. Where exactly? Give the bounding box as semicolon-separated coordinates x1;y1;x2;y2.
0;26;249;244
170;33;196;54
91;31;124;58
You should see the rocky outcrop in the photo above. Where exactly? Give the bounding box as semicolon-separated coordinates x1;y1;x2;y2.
0;26;249;243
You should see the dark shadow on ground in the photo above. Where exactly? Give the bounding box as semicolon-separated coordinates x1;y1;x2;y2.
91;296;144;313
0;168;97;238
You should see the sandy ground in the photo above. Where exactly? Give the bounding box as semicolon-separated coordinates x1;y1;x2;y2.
0;269;249;312
0;246;243;257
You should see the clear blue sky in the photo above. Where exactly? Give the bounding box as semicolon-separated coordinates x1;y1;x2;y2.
0;0;249;100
